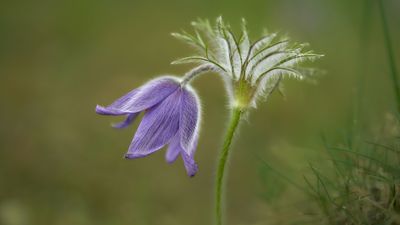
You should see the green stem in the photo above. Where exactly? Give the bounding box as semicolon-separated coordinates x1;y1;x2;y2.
378;0;400;113
215;107;243;225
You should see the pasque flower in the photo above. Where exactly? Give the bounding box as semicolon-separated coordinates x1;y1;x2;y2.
171;17;323;225
96;76;200;177
96;17;322;225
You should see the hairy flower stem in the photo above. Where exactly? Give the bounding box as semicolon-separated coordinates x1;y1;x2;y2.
215;107;243;225
181;64;215;86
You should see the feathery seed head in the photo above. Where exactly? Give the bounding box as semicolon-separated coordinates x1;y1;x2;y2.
173;17;323;110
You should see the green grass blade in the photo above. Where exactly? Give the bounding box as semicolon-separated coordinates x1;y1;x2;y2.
378;0;400;112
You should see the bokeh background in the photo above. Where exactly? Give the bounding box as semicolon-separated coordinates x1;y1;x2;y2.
1;0;399;224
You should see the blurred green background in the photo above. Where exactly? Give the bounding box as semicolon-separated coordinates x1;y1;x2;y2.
0;0;399;224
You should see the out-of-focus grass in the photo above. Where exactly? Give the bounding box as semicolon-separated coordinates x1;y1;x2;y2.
303;114;400;225
378;0;400;113
298;1;400;223
256;0;400;224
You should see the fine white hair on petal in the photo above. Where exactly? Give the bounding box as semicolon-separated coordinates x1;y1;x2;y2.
253;74;284;104
215;37;232;75
239;18;250;62
255;67;304;99
246;41;290;78
181;84;202;156
279;54;321;68
172;17;322;108
102;75;180;113
239;36;250;63
225;31;242;79
250;33;277;55
251;52;296;84
220;73;235;104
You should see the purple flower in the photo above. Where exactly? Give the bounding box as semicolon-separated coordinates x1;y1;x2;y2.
96;76;201;177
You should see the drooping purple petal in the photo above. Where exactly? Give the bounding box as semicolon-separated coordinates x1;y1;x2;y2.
166;133;199;177
96;105;127;116
95;89;140;115
96;76;179;115
179;87;201;156
112;113;139;129
183;133;199;177
125;89;182;159
181;151;198;177
165;134;181;163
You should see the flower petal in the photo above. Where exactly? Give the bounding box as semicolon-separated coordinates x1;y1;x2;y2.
112;113;139;129
96;105;127;116
165;134;181;163
179;86;201;156
166;133;199;177
95;89;140;115
182;128;199;177
96;76;180;115
181;151;198;177
125;89;182;159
